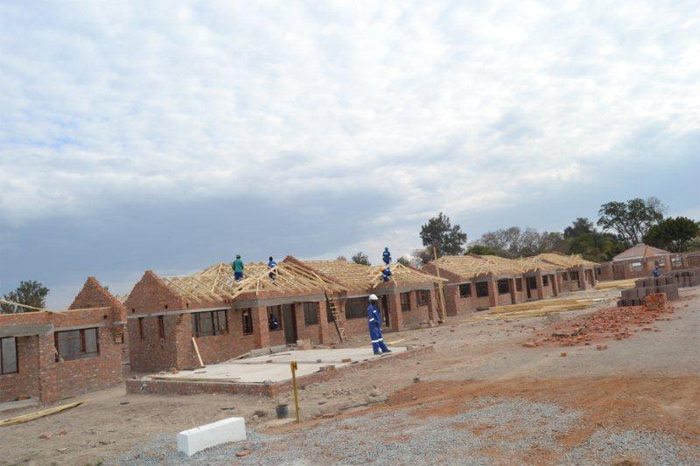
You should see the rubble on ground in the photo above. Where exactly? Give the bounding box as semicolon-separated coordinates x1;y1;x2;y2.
523;294;674;348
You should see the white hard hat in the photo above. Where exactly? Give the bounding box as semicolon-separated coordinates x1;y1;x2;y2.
369;294;379;301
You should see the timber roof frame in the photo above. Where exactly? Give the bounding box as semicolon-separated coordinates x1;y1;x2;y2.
299;259;446;291
160;259;348;305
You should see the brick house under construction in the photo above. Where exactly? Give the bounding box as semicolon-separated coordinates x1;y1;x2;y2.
0;277;127;404
526;253;598;291
293;258;445;335
123;258;347;373
423;253;598;316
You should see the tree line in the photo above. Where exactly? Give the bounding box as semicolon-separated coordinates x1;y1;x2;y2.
347;197;700;266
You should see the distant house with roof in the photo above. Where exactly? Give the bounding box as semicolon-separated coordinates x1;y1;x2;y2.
595;243;672;280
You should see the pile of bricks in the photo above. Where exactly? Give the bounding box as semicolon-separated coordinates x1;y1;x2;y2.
665;268;700;288
524;293;672;348
619;276;679;306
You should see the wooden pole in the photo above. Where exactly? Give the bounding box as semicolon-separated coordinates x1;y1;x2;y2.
433;246;446;322
192;337;204;367
290;361;301;423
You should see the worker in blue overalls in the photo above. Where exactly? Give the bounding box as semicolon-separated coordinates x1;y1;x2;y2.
382;247;392;265
367;294;391;355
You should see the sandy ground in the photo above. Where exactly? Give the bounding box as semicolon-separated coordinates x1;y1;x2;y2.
1;286;699;465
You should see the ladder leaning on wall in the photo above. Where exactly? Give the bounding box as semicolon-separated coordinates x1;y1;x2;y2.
324;292;346;342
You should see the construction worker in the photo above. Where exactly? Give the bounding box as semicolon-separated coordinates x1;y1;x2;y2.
367;294;390;355
382;266;392;282
269;311;280;330
382;247;392;265
268;256;277;281
232;255;244;281
652;262;661;278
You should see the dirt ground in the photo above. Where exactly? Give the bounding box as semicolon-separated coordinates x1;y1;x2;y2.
1;286;699;465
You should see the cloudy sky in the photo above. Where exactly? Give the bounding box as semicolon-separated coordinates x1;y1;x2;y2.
1;1;699;307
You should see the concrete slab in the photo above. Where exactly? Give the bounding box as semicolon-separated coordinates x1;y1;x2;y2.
0;398;39;414
231;347;407;365
152;347;407;384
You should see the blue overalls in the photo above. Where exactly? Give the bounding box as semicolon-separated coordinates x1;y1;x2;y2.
382;248;392;265
367;302;390;354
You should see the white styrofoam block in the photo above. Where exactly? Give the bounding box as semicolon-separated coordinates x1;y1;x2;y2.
177;417;247;457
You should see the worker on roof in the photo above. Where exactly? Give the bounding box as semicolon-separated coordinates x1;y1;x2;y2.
232;255;244;281
382;266;392;282
268;256;277;281
367;294;391;355
382;247;392;265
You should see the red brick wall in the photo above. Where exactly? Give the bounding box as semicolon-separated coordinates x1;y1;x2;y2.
1;277;126;403
0;335;41;402
128;314;180;372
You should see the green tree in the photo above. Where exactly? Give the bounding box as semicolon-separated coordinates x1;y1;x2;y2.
465;244;497;256
643;216;700;252
597;197;665;246
351;251;370;265
419;212;468;257
564;217;595;238
474;227;565;258
687;236;700;252
1;280;50;313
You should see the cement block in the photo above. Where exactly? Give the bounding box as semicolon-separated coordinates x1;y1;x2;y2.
177;417;246;457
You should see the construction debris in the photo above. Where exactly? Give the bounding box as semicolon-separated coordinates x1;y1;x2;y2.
523;293;673;348
0;401;84;427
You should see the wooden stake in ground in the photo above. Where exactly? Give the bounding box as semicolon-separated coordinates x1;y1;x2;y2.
0;401;84;427
192;337;204;367
290;361;301;423
433;246;447;322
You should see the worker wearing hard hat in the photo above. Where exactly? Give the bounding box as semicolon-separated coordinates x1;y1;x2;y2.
367;294;391;355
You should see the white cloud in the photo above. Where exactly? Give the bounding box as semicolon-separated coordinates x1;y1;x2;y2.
1;0;699;231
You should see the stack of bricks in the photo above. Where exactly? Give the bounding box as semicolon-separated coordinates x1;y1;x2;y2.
665;268;700;289
618;275;679;306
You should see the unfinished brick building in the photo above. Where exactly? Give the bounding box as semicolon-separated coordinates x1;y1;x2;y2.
0;277;127;404
424;253;598;316
527;253;598;291
294;258;444;336
124;259;347;373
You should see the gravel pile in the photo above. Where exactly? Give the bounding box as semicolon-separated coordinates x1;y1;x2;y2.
561;428;700;465
109;398;585;465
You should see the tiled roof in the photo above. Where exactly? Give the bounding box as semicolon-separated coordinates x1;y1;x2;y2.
613;243;670;261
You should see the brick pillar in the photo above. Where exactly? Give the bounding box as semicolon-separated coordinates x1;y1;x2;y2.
294;302;307;342
253;306;270;349
535;272;545;299
318;300;332;344
487;276;498;307
37;333;58;404
444;286;458;317
428;288;438;321
509;278;519;304
175;313;195;369
387;292;404;331
578;266;589;290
